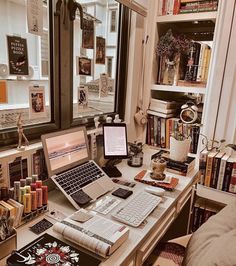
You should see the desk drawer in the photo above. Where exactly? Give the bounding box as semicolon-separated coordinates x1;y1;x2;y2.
136;207;176;265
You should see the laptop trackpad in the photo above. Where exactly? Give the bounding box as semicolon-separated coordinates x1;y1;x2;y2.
82;182;106;200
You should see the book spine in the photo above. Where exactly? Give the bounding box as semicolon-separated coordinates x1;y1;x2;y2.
165;118;171;149
198;151;208;185
150;115;155;146
157;117;161;147
158;0;163;15
204;155;214;187
217;158;227;190
173;0;181;14
203;48;211;82
222;161;234;191
160;118;166;148
153;115;158;147
162;0;167;15
229;163;236;193
185;42;196;81
191;205;199;232
210;157;221;188
192;42;201;81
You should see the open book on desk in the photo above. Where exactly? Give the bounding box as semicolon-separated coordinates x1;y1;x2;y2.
53;209;129;258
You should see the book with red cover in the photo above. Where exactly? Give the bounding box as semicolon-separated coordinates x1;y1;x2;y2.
7;233;101;266
134;170;179;191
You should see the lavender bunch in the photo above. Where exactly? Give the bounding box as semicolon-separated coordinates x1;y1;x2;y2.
157;29;191;60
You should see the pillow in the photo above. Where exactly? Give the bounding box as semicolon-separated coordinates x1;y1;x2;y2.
183;200;236;266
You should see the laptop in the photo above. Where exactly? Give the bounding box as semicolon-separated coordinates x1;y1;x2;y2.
41;126;114;209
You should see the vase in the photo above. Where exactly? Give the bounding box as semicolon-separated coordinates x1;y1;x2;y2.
169;137;191;162
173;53;180;86
163;60;175;85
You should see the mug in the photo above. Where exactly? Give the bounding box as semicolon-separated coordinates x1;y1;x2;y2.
134;110;147;126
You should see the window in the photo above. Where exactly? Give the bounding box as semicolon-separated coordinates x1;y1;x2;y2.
72;0;121;120
0;0;58;146
0;0;130;146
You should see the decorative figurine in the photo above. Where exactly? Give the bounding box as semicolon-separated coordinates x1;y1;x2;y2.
16;113;29;150
106;116;112;123
94;116;100;129
114;114;121;123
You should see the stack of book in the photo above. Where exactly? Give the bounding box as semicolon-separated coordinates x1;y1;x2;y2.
146;107;200;154
179;0;218;14
158;0;218;16
199;149;236;193
184;41;211;84
191;198;224;232
151;149;196;176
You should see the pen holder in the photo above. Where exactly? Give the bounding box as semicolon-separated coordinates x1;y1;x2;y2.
151;158;166;180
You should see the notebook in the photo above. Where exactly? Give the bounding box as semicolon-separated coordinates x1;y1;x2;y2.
7;233;101;266
41;126;114;209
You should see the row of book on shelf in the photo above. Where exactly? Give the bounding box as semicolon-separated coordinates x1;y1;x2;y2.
190;198;224;232
158;0;218;16
199;149;236;194
158;41;212;86
146;98;200;154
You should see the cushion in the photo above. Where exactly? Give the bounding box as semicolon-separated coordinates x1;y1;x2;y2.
183;200;236;266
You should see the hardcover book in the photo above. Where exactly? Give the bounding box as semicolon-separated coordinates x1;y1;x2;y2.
7;233;101;266
216;154;230;190
53;209;129;258
229;162;236;193
204;151;218;187
222;157;235;191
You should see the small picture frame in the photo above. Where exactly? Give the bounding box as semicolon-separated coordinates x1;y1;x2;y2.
96;37;106;64
29;86;46;119
78;57;92;76
82;19;94;49
99;73;109;98
78;85;88;108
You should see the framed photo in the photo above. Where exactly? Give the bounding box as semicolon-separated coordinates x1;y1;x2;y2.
96;37;106;64
82;19;94;49
29;86;46;119
78;85;88;108
78;57;92;76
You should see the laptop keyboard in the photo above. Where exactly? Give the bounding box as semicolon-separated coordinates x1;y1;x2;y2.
55;161;105;196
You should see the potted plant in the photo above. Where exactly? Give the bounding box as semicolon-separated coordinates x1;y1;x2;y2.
156;29;191;85
170;131;191;162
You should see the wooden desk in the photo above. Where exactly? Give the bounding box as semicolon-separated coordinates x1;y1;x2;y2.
1;147;198;266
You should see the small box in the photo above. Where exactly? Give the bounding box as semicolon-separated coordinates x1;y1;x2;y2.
0;229;17;260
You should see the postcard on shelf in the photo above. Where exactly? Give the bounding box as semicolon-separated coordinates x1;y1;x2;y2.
27;0;43;36
53;209;129;258
134;170;179;191
29;86;47;119
82;19;94;49
7;233;101;266
96;36;106;64
0;80;8;103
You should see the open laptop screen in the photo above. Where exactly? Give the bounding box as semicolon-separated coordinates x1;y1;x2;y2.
41;127;90;177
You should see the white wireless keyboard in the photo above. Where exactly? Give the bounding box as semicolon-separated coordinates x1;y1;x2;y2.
112;191;162;227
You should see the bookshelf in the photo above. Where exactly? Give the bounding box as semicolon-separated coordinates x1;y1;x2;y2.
151;84;206;94
144;0;236;230
144;0;222;156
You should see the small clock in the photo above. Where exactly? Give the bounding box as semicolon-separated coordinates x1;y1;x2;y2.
180;101;198;124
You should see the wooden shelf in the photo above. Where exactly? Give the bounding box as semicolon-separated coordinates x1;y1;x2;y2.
196;184;236;205
156;11;217;23
151;84;206;94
